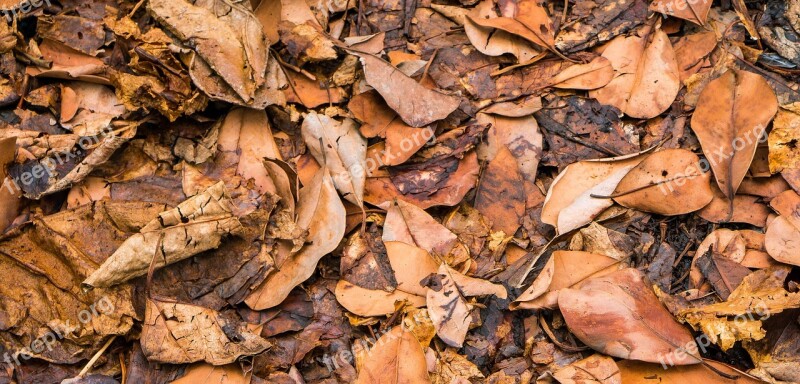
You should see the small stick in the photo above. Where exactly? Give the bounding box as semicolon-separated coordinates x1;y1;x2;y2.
77;336;117;378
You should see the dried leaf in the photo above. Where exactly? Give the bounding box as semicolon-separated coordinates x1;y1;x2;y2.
556;0;648;53
354;52;460;127
0;137;19;233
141;299;270;364
552;354;621;384
690;69;779;199
301;112;367;206
649;0;713;25
611;149;715;215
768;108;800;173
589;26;681;119
618;360;763;383
354;326;431;384
383;199;460;257
83;182;244;288
541;152;648;234
245;166;346;310
678;267;800;350
425;263;507;347
335;280;426;317
512;251;624;310
559;268;701;365
474;147;525;235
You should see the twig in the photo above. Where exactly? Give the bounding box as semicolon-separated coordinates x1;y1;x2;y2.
77;336;117;378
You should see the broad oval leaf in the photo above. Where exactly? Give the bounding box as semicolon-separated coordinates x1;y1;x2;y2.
335;280;426;317
354;52;460;128
558;268;700;365
354;326;431;384
612;149;714;215
511;251;623;310
542;151;648;234
690;69;779;199
589;26;680;119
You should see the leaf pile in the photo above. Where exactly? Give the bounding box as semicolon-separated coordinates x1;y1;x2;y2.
1;0;800;383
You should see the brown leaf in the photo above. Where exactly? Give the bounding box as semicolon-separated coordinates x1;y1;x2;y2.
695;250;751;301
425;263;506;347
558;268;701;365
463;4;540;63
550;56;615;90
611;149;715;215
512;251;624;310
541;151;648;234
82;182;244;288
388;241;441;296
618;360;763;383
26;39;110;83
349;90;432;166
697;184;769;227
172;364;249;384
301;112;367;206
149;0;282;108
476;113;543;206
466;0;555;51
768;108;800;173
354;326;431;384
141;298;270;364
589;25;681;119
534;95;639;167
690;69;779;199
551;354;621;384
431;348;484;384
60;82;125;136
474;147;525;235
649;0;713;25
341;226;397;292
678;267;800;350
335;280;426;317
354;52;460;127
365;151;480;209
0;201;146;364
0;137;19;233
383;199;461;258
245;166;346;310
555;0;648;53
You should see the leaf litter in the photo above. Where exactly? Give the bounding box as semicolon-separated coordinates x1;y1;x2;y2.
1;0;800;383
